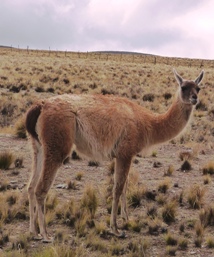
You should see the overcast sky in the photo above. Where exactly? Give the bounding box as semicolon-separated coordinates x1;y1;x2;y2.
1;0;213;59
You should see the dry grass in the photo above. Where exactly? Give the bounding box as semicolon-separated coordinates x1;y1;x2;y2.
80;185;98;219
158;178;171;193
162;201;177;223
0;151;14;170
202;161;214;175
187;185;206;209
1;48;214;256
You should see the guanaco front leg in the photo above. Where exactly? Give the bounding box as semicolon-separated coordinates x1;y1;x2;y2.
110;157;131;237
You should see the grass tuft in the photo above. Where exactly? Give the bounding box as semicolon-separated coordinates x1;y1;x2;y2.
181;160;192;171
164;165;174;176
164;232;178;246
166;246;177;256
187;184;205;209
195;221;204;237
202;161;214;175
194;236;203;248
178;238;188;251
158;178;170;194
203;175;211;185
14;116;26;139
81;185;98;219
162;201;177;223
75;171;84;181
0;151;13;170
206;236;214;248
199;205;214;227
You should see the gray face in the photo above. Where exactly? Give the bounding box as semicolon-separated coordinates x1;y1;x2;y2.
180;81;200;105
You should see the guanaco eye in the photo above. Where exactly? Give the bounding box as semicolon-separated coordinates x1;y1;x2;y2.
181;87;188;92
196;87;200;93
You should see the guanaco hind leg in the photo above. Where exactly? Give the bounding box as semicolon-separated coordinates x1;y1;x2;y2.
28;111;75;241
35;158;61;241
121;179;129;221
27;139;43;236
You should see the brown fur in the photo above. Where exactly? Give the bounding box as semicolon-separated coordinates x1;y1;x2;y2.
26;103;43;142
26;70;204;240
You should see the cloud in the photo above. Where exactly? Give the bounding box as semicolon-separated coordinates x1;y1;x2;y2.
0;0;213;58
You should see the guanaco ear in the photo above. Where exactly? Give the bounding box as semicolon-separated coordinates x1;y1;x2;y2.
195;70;204;85
173;69;183;86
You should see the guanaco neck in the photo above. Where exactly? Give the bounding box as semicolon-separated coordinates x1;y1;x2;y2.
148;91;193;145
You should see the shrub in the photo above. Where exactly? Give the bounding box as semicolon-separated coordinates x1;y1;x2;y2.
88;161;99;167
31;244;76;257
179;223;185;233
181;160;192;171
166;246;177;256
75;171;84;181
156;193;167;205
158;178;170;194
162;201;177;223
165;232;178;246
81;185;98;219
0;232;9;248
143;93;155;102
178;238;188;250
148;218;161;235
86;233;107;253
199;205;214;227
203;175;211;185
12;234;30;253
195;221;204;237
187;185;205;209
45;192;58;210
164;165;174;176
194;236;203;248
206;236;214;248
35;86;45;92
202;161;214;175
163;92;172;100
128;186;145;208
0;180;9;192
146;203;158;218
0;151;13;170
14;117;26;139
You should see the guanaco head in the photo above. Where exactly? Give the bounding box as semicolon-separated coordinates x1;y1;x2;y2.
173;69;204;105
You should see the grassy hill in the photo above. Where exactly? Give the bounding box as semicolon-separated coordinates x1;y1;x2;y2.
0;47;214;257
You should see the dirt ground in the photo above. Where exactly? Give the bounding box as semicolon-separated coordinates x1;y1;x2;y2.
1;133;214;257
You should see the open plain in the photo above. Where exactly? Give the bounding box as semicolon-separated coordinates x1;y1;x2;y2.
1;48;214;256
